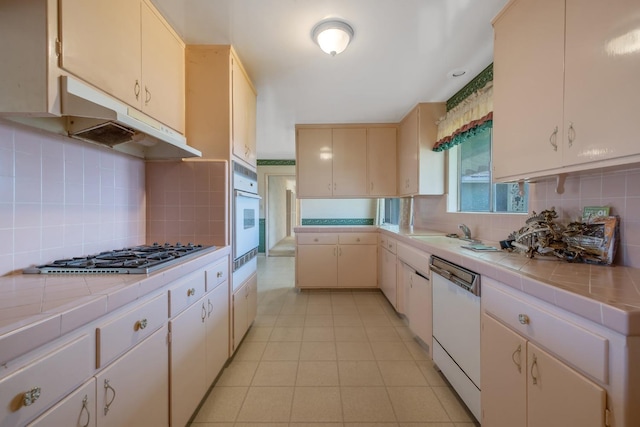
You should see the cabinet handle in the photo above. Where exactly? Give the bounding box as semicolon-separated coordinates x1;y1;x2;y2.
530;353;539;385
134;80;140;100
134;318;147;331
187;288;196;297
314;238;319;242
22;386;41;407
217;271;223;278
208;299;214;317
388;243;392;248
334;247;337;256
327;183;331;191
339;247;342;256
549;126;558;151
201;302;207;322
145;86;151;104
334;183;337;191
356;238;361;242
103;380;116;415
80;394;91;427
518;314;530;325
512;344;522;373
567;122;575;147
370;182;373;191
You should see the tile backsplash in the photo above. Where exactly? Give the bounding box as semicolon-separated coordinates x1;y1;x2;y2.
414;167;640;268
0;119;145;276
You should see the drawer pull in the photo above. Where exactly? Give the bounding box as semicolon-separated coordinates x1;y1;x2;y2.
314;238;319;242
187;288;196;297
531;354;539;385
208;299;214;317
134;318;148;331
22;386;41;407
217;271;223;278
80;394;91;427
104;380;116;415
356;238;361;242
201;302;207;322
512;344;522;373
518;314;530;325
388;243;392;248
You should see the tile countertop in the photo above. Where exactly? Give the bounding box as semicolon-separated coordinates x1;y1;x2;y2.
295;225;640;336
0;245;231;365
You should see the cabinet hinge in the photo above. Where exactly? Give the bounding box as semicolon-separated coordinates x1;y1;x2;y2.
604;408;611;427
55;38;62;57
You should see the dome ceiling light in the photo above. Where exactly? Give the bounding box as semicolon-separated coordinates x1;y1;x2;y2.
312;19;354;56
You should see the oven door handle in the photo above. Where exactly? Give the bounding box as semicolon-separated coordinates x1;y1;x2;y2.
235;190;261;199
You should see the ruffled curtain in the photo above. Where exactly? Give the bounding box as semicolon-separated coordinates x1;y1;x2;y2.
433;82;493;152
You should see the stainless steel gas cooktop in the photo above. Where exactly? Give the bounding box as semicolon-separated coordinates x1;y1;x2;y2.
24;243;214;274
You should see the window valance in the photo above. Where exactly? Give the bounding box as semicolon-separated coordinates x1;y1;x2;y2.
433;82;493;152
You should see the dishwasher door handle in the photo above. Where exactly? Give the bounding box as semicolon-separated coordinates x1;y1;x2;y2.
429;264;452;280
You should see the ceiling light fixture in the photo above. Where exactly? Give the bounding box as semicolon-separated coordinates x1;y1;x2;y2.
312;19;354;56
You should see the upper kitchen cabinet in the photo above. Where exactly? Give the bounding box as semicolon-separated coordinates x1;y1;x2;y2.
397;103;446;196
296;125;397;198
493;0;640;181
59;0;185;133
186;45;257;168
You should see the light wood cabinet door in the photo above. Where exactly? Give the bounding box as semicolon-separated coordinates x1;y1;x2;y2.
492;0;565;180
205;282;230;385
527;341;606;427
563;0;640;167
296;128;333;197
247;273;258;328
59;0;141;109
28;378;96;427
398;108;418;195
233;281;249;351
367;127;397;196
169;298;207;427
337;244;377;288
140;1;185;133
296;244;338;287
96;328;169;427
379;247;397;308
232;56;257;167
408;271;432;349
481;314;527;427
332;128;367;196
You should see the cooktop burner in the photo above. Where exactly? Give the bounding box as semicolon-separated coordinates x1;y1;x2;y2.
24;243;214;274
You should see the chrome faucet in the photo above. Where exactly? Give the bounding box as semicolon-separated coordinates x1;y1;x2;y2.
458;223;472;240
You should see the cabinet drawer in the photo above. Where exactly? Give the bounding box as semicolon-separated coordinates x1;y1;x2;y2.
297;233;338;245
206;258;229;292
339;233;377;245
0;335;93;426
483;278;608;383
96;293;167;368
168;270;207;317
380;236;397;254
396;242;430;277
27;377;95;427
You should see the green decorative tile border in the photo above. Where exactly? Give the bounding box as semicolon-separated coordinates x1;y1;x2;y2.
301;218;375;226
259;218;266;253
446;63;493;111
257;159;296;166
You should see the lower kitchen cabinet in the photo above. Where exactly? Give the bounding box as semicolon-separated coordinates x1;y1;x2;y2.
296;243;338;287
481;313;606;427
28;378;96;427
233;273;258;351
205;280;230;385
95;327;169;427
378;235;397;308
407;270;432;349
337;243;377;287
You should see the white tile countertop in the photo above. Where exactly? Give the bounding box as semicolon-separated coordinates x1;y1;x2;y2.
0;245;230;365
295;225;640;336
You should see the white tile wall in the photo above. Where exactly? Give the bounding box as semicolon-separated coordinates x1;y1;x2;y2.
0;119;145;276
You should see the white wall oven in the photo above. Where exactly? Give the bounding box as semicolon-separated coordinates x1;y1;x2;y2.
233;162;260;273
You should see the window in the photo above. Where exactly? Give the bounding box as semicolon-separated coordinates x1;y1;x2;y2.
382;198;400;225
447;124;528;213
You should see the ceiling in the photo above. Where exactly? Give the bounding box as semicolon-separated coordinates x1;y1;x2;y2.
151;0;509;159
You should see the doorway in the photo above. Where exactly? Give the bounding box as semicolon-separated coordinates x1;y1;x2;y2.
265;174;298;257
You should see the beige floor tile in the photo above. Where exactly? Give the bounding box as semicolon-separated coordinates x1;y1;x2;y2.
303;326;335;341
252;361;298;386
454;423;480;427
387;387;450;422
353;293;385;305
258;302;284;315
346;424;399;427
366;325;401;342
377;361;429;386
397;423;454;427
404;340;430;360
297;360;340;386
262;341;301;360
307;303;333;315
356;303;387;315
331;293;356;304
234;342;267;361
291;386;343;422
394;326;415;341
234;423;289;427
236;386;294;422
192;386;248;422
332;304;359;315
307;293;333;304
280;303;308;315
244;326;273;342
333;313;363;326
275;314;305;327
334;326;368;342
341;386;396;422
360;314;392;326
305;314;334;326
336;342;375;360
291;423;344;427
338;360;384;386
254;314;278;326
371;342;413;360
415;361;448;386
387;314;409;326
432;386;476;423
300;341;337;360
188;423;234;426
269;326;304;341
215;361;258;386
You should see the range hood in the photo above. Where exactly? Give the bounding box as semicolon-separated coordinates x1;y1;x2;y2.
61;76;201;159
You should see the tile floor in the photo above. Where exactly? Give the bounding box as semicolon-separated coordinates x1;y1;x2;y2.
190;255;479;427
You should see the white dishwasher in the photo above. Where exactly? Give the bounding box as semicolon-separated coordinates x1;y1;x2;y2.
430;255;481;422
